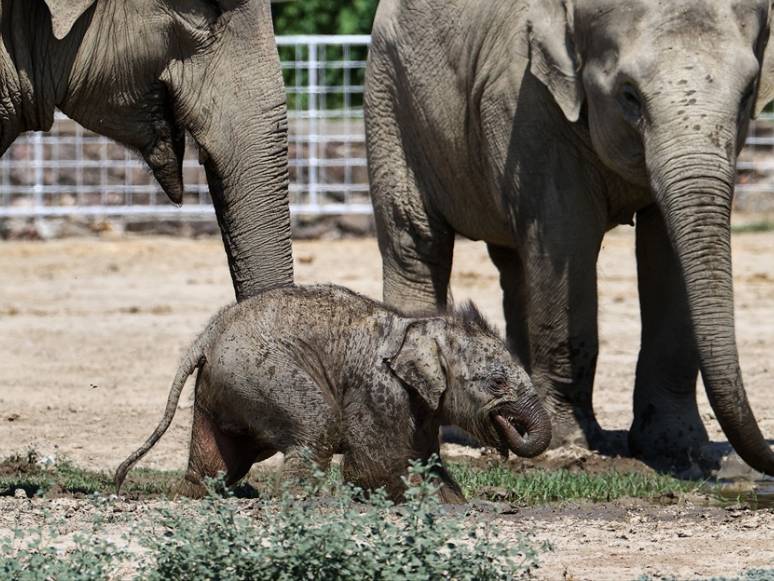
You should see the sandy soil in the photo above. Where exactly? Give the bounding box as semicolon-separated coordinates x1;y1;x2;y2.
1;228;773;578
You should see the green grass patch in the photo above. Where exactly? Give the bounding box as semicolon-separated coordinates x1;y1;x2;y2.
450;463;698;505
1;451;700;505
731;220;774;233
0;451;179;499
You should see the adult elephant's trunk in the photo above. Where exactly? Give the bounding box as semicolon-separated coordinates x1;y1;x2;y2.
649;146;774;475
199;102;293;300
168;0;293;300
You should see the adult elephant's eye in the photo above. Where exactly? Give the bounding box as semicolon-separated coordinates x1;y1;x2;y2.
618;83;643;122
738;82;756;123
740;83;755;112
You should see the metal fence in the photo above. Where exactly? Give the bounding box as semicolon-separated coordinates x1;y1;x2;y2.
0;35;372;219
0;34;772;219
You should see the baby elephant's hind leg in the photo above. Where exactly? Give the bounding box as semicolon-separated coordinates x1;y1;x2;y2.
282;446;334;482
178;405;262;498
431;462;466;504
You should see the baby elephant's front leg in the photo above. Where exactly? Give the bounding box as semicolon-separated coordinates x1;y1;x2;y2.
282;446;334;481
341;451;405;500
342;444;465;504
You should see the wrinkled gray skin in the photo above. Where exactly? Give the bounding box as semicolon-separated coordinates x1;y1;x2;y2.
365;0;774;475
115;284;551;503
1;0;292;298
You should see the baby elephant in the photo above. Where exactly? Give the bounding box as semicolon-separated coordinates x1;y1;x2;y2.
115;284;551;502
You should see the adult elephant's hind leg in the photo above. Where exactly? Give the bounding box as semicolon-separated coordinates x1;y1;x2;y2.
630;205;707;471
487;244;532;369
366;68;454;312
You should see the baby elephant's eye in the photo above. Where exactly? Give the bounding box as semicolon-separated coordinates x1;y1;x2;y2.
489;376;508;391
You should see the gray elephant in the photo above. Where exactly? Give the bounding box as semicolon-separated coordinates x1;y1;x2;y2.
114;284;551;502
2;0;292;298
364;0;774;474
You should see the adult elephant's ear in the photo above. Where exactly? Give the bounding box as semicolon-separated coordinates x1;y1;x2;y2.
384;319;449;411
755;17;774;117
43;0;97;40
528;0;584;122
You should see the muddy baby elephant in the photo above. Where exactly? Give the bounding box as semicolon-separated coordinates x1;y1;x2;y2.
115;284;551;502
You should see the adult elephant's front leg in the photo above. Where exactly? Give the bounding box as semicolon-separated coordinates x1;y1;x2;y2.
523;223;604;450
629;205;707;470
366;61;454;314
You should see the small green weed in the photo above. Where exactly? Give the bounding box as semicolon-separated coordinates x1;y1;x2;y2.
0;450;178;498
450;463;697;505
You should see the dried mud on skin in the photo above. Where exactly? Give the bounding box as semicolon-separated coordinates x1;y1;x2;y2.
0;228;773;578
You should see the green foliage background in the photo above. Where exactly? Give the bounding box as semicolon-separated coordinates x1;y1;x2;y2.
271;0;379;35
270;1;379;111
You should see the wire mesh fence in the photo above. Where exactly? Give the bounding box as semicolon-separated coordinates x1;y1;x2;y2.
0;35;772;220
0;35;371;219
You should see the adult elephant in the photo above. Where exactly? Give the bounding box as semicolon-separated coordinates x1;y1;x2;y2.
2;0;292;298
365;0;774;474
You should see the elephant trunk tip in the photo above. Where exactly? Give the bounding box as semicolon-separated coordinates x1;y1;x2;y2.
492;408;552;458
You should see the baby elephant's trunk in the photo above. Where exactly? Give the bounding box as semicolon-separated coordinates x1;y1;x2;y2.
494;398;552;458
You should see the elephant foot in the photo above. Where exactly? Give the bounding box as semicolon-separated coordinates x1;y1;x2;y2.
547;408;630;457
545;403;601;448
629;409;710;475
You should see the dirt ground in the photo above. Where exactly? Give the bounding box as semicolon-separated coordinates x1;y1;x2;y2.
1;227;773;579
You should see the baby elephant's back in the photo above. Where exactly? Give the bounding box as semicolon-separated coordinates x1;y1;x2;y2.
198;285;383;422
227;284;383;342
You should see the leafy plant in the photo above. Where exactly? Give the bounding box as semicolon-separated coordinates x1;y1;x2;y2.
0;458;546;580
141;458;545;580
0;528;125;581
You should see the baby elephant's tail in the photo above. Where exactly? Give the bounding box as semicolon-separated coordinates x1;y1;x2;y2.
114;335;207;494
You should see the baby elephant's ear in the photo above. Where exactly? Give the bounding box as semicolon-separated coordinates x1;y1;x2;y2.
385;319;449;411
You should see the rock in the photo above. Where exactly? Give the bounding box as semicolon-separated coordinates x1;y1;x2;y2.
13;489;27;499
292;216;340;240
36;455;57;468
337;214;374;236
0;218;40;240
716;451;763;481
